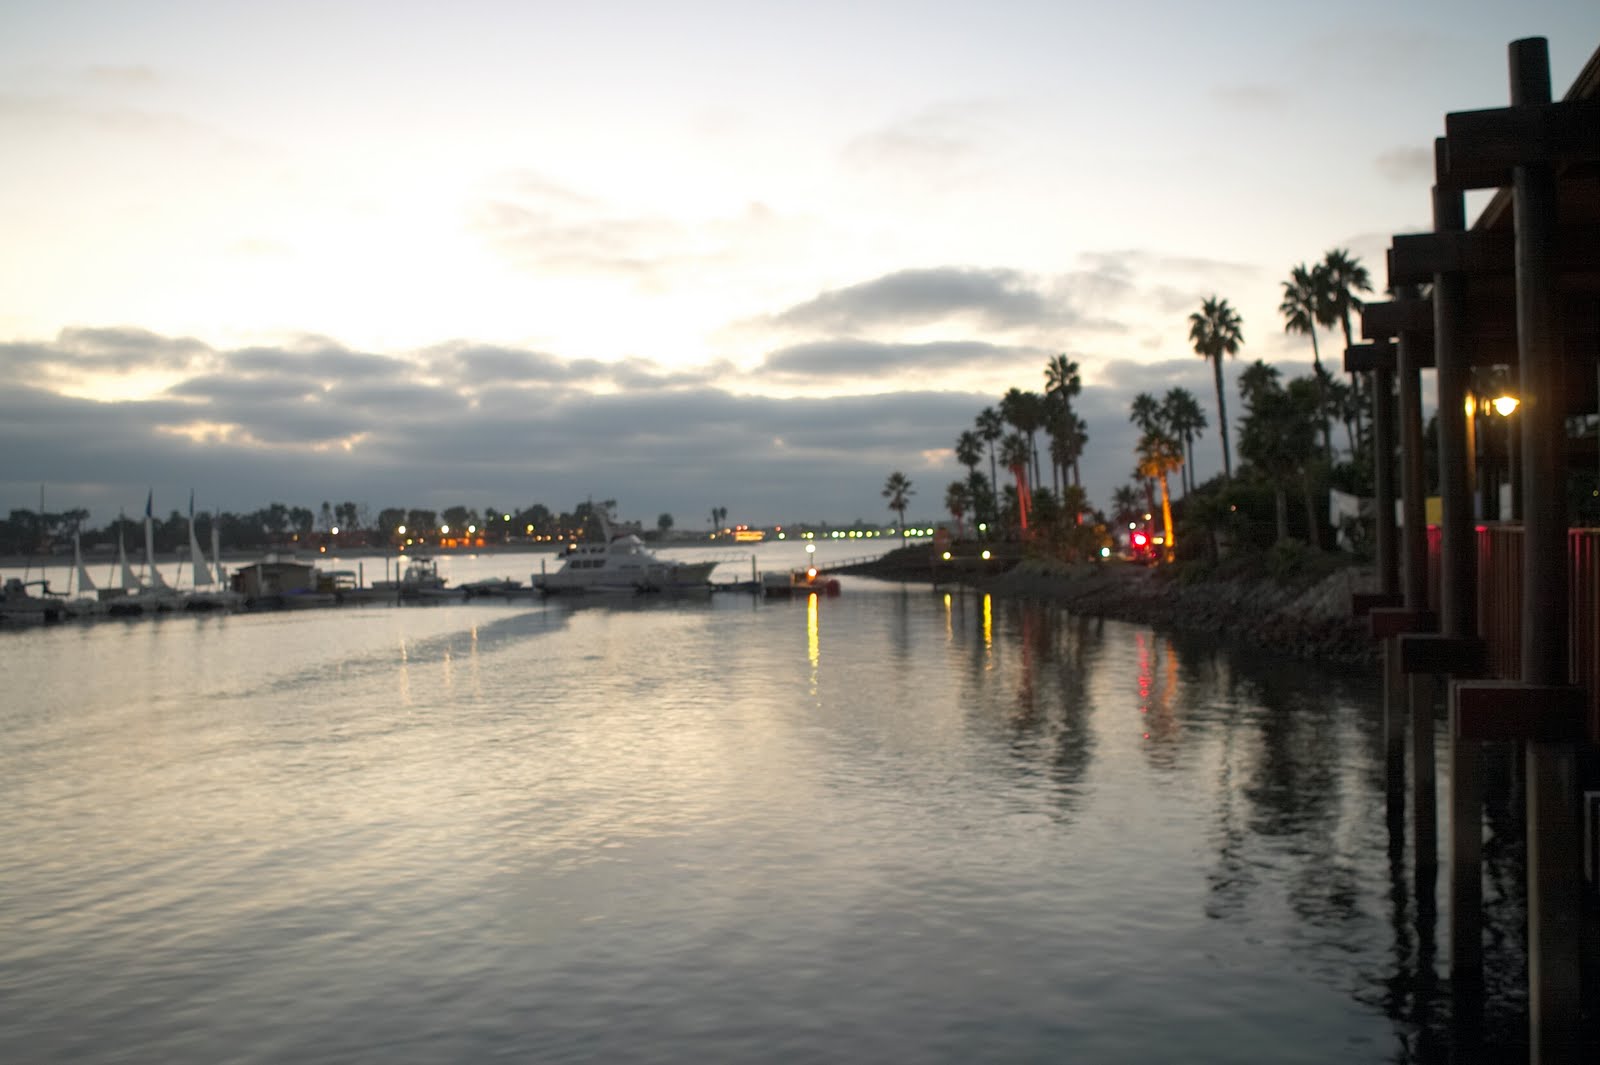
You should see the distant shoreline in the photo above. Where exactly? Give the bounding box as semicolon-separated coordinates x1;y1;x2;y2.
0;539;773;569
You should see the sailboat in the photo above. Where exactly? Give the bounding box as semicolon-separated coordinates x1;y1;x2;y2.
182;495;241;610
67;528;106;616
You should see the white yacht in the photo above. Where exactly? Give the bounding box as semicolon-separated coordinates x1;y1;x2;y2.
535;529;716;594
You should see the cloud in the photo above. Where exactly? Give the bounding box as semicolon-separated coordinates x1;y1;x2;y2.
0;327;212;389
1211;84;1286;110
770;267;1070;334
757;338;1037;380
1375;145;1433;184
842;100;1002;174
82;65;159;88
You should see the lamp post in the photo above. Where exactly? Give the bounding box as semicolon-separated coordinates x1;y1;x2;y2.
1493;395;1519;520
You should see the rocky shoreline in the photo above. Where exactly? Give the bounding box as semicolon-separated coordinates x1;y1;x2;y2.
978;559;1377;668
842;551;1378;669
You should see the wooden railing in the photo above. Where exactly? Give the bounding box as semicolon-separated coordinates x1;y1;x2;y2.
1467;524;1600;735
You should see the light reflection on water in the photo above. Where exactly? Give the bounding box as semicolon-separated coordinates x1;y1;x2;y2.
0;577;1528;1063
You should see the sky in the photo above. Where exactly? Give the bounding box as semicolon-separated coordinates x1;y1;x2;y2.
3;1;1597;529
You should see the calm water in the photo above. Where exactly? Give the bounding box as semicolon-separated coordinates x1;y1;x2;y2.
0;552;1530;1063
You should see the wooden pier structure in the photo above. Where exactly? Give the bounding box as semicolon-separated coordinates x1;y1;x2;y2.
1348;37;1599;1062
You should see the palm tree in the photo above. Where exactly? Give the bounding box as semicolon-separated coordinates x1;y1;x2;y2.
1280;262;1334;459
1188;295;1244;481
955;430;983;479
883;471;914;538
1136;432;1183;563
1000;432;1032;532
1111;484;1143;528
975;407;1004;517
944;481;971;538
1044;354;1082;406
1323;249;1372;352
1129;392;1163;435
1000;388;1045;492
1238;373;1320;545
1324;249;1373;444
1162;388;1207;494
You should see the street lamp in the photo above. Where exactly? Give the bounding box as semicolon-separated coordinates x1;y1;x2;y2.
1492;395;1520;520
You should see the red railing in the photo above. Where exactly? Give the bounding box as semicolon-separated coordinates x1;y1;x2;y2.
1471;524;1600;736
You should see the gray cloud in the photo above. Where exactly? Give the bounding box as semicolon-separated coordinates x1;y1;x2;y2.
4;314;1338;531
772;267;1069;333
758;338;1037;380
1375;145;1433;184
842;100;1000;174
1211;84;1287;110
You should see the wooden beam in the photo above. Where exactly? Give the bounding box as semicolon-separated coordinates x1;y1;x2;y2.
1361;298;1434;339
1390;225;1600;287
1344;341;1395;373
1351;591;1403;617
1399;634;1487;676
1451;681;1587;742
1390;230;1515;284
1443;100;1600;188
1370;606;1436;640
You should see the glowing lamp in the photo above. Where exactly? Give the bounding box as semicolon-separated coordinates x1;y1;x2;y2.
942;551;952;561
981;549;991;560
1492;395;1519;417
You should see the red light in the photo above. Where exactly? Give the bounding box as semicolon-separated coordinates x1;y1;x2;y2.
1132;532;1148;547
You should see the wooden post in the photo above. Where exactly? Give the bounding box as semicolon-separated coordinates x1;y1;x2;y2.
1510;37;1580;1064
1374;364;1401;598
1397;324;1429;614
1431;145;1486;1013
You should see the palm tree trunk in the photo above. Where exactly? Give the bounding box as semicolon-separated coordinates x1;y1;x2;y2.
1341;313;1365;445
987;447;999;522
1158;473;1174;563
1211;355;1232;480
1311;332;1333;461
1302;474;1321;550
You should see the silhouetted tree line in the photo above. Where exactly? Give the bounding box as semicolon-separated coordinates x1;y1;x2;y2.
0;497;642;556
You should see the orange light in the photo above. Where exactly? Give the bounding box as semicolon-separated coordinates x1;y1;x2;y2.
806;567;818;579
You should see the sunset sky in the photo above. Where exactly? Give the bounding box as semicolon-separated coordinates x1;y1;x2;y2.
3;2;1597;527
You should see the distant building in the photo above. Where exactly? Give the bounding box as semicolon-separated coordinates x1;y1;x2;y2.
231;557;316;601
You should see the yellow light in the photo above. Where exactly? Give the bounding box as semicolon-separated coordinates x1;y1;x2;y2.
942;550;952;560
503;514;510;521
331;526;340;535
981;549;991;560
440;524;450;534
1493;395;1519;417
525;524;534;533
467;525;476;534
397;525;407;534
807;566;817;578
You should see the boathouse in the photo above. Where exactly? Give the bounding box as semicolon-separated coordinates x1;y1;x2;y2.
230;557;317;602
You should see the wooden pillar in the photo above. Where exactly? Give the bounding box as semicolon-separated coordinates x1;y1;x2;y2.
1431;151;1485;1012
1374;363;1401;598
1510;37;1580;1064
1397;325;1429;614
